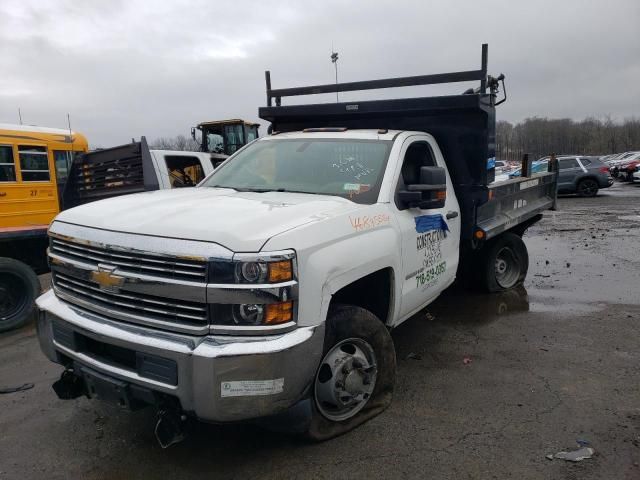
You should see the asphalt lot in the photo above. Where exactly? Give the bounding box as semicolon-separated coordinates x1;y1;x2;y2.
1;182;639;480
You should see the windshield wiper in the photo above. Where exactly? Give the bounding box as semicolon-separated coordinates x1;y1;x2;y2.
242;187;324;195
210;185;323;195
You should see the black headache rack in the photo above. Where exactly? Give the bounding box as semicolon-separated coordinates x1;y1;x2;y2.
259;44;557;245
62;136;159;210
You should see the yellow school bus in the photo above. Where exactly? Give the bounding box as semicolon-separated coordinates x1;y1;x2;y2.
0;123;89;229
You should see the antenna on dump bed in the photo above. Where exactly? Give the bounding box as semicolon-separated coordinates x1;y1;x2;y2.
331;44;339;103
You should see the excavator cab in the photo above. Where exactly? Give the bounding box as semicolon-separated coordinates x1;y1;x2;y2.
191;119;259;157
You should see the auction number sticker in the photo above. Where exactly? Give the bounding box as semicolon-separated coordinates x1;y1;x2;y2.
220;379;284;397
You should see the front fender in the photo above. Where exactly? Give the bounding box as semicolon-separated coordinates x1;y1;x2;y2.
262;209;402;328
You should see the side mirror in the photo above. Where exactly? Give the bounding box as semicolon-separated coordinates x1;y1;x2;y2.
190;127;197;141
398;166;447;210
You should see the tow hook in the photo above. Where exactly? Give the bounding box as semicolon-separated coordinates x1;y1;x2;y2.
155;409;188;449
52;369;86;400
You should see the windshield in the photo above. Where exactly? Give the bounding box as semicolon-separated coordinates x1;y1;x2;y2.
201;138;392;204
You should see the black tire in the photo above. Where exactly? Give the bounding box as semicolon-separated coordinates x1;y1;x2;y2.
577;178;599;197
479;233;528;293
0;258;40;332
304;305;396;441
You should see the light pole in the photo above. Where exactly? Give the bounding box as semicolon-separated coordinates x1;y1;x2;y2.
331;51;339;103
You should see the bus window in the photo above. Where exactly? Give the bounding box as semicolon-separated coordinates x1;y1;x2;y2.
0;145;16;182
19;145;50;181
53;150;73;182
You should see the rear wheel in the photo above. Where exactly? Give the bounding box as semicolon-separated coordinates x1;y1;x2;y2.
577;178;599;197
0;258;40;332
305;305;396;441
479;233;529;293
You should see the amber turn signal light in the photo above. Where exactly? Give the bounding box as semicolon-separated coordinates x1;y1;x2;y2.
264;301;294;324
268;260;293;282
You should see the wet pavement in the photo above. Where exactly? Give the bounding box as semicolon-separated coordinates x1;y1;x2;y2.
1;182;639;479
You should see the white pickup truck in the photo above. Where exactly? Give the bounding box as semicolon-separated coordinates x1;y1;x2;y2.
36;45;558;446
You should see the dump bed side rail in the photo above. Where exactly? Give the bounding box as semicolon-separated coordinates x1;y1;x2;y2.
476;172;556;240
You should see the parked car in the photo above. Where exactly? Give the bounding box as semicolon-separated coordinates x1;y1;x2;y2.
556;156;613;196
611;152;640;181
510;156;612;196
632;164;640;183
494;160;508;173
508;160;549;178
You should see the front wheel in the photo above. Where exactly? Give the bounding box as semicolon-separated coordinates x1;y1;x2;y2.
577;178;599;197
305;305;396;441
0;258;40;332
479;233;529;293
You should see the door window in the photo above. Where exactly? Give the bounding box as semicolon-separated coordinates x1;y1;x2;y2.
224;124;245;155
395;141;436;209
19;145;50;181
558;158;579;170
206;133;224;153
53;150;74;182
0;145;16;182
165;155;205;187
245;125;258;143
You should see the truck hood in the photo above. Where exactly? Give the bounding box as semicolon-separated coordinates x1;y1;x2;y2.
55;188;362;252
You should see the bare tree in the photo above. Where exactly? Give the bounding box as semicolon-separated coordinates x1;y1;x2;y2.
496;116;640;161
150;134;200;151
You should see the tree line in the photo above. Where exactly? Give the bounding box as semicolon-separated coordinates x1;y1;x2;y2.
496;116;640;161
150;134;200;151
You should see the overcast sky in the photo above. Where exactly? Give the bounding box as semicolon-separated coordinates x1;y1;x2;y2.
1;0;638;147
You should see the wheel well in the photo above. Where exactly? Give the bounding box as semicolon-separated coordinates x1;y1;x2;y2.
330;268;393;325
508;213;542;237
0;238;49;273
577;175;599;184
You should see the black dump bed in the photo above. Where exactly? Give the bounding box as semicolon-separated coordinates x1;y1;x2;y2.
61;136;159;210
259;44;557;247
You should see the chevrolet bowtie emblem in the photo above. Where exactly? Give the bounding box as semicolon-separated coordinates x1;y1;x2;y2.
91;264;124;292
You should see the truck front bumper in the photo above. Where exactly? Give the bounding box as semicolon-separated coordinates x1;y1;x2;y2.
36;290;325;422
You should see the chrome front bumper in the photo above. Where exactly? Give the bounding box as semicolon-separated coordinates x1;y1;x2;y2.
36;290;325;422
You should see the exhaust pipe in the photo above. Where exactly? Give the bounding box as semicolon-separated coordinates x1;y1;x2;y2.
52;369;86;400
155;409;188;449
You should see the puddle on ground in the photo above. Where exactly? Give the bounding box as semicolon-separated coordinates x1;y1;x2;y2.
522;234;640;306
618;215;640;222
426;286;530;325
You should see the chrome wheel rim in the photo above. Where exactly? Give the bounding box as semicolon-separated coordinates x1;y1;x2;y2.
494;246;520;289
314;338;378;421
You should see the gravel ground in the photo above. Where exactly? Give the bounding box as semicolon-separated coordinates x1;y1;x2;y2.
1;181;639;480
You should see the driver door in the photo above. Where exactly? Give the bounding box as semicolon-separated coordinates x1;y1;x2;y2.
393;136;461;320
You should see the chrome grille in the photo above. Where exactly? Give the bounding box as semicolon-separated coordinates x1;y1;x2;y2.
52;271;208;332
50;236;207;282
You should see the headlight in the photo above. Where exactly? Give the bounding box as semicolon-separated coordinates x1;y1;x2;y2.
233;259;293;284
233;303;265;325
231;301;294;326
236;262;268;283
210;251;295;284
208;250;297;330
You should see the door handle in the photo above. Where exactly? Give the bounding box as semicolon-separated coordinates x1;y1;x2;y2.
446;211;458;219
